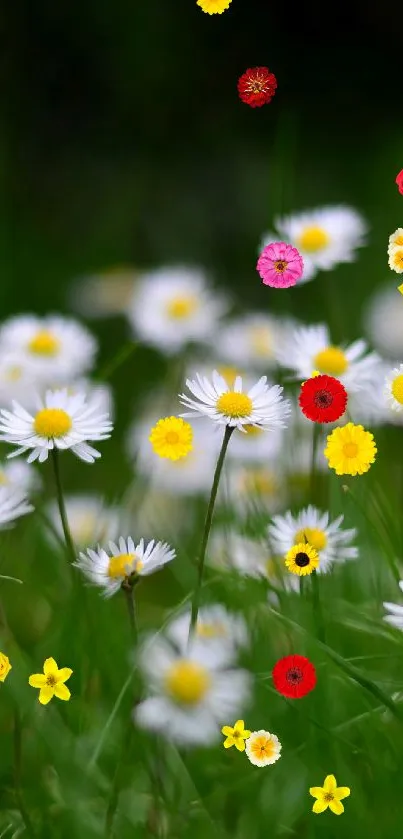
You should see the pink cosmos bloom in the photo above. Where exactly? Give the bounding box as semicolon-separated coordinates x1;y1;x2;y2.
257;241;304;288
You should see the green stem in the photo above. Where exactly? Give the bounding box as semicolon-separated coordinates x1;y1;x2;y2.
104;726;133;837
311;570;325;644
189;426;234;639
51;450;76;565
310;422;320;504
13;709;36;838
122;582;138;645
97;341;136;383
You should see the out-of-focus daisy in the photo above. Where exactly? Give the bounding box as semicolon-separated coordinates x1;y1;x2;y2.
180;371;291;431
222;719;251;751
227;421;283;463
75;536;175;598
167;605;248;663
384;364;403;412
269;506;358;574
285;543;319;576
197;0;232;13
0;350;40;409
0;459;40;495
396;171;403;195
223;462;284;517
310;774;350;815
208;529;269;578
0;388;113;464
363;282;403;358
216;314;293;372
257;242;304;288
388;228;403;252
299;374;348;423
324;422;376;476
383;581;403;631
0;652;12;682
388;248;403;274
0;486;33;528
237;67;277;108
29;658;72;705
276;324;379;393
69;266;138;319
245;730;282;767
149;417;193;461
272;655;316;699
261;206;367;283
0;315;97;384
134;633;251;746
46;495;121;549
127;267;227;355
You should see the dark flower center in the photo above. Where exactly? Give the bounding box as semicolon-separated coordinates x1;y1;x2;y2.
314;389;333;407
286;667;303;684
295;552;310;567
324;792;334;802
46;675;56;686
274;259;287;273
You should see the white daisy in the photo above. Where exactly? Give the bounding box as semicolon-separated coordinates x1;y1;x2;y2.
0;459;40;495
0;315;97;384
74;536;175;597
222;462;284;517
0;350;40;410
180;371;291;431
65;379;114;420
166;605;248;664
383;581;403;631
215;314;294;371
385;364;403;412
69;266;138;318
261;205;367;283
245;730;282;767
134;633;251;746
0;486;33;528
363;282;403;359
275;323;380;393
268;505;358;574
46;495;121;549
0;388;113;464
127;266;227;354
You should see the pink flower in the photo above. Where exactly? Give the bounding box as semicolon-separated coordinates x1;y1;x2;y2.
396;170;403;196
257;241;304;288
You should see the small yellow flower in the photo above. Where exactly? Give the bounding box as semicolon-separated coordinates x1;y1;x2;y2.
324;422;376;476
149;416;193;461
197;0;232;14
0;652;12;682
310;774;350;815
285;543;319;576
398;283;403;295
29;658;72;705
221;719;251;752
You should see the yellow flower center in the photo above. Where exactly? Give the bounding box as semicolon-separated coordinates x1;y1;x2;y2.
33;408;72;438
0;471;8;486
251;736;275;760
249;327;272;358
28;330;60;356
165;431;179;444
108;553;142;579
295;527;327;551
196;621;226;638
314;346;348;375
4;365;23;382
217;366;240;388
392;234;403;247
166;295;198;320
343;442;358;458
324;792;334;802
164;659;211;704
297;226;330;253
46;674;57;687
242;423;264;437
216;392;252;418
391;249;403;269
243;469;277;496
391;374;403;405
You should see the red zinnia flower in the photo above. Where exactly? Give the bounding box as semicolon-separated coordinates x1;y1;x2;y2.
237;67;277;108
396;170;403;196
299;374;347;423
272;655;316;699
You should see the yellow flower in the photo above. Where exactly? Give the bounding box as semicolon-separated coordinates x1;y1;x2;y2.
221;719;251;752
285;543;319;576
0;652;12;682
324;422;376;476
398;283;403;295
310;774;350;815
149;416;193;461
29;657;72;705
388;248;403;274
197;0;232;13
245;730;282;766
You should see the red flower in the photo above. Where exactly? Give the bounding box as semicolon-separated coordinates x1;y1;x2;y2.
272;655;316;699
298;374;347;423
396;170;403;195
237;67;277;108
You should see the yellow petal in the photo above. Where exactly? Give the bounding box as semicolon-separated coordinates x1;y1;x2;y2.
324;775;337;793
329;799;344;815
312;799;328;814
221;726;234;737
398;284;403;294
43;657;58;676
39;687;54;705
335;787;350;801
235;739;246;752
223;737;234;749
56;668;73;684
29;674;47;688
309;787;324;799
242;730;251;739
233;720;244;731
54;683;71;701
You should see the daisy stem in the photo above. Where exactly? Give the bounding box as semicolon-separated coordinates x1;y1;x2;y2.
50;449;76;565
189;426;234;640
97;341;137;382
123;583;138;644
310;423;321;503
13;708;36;838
